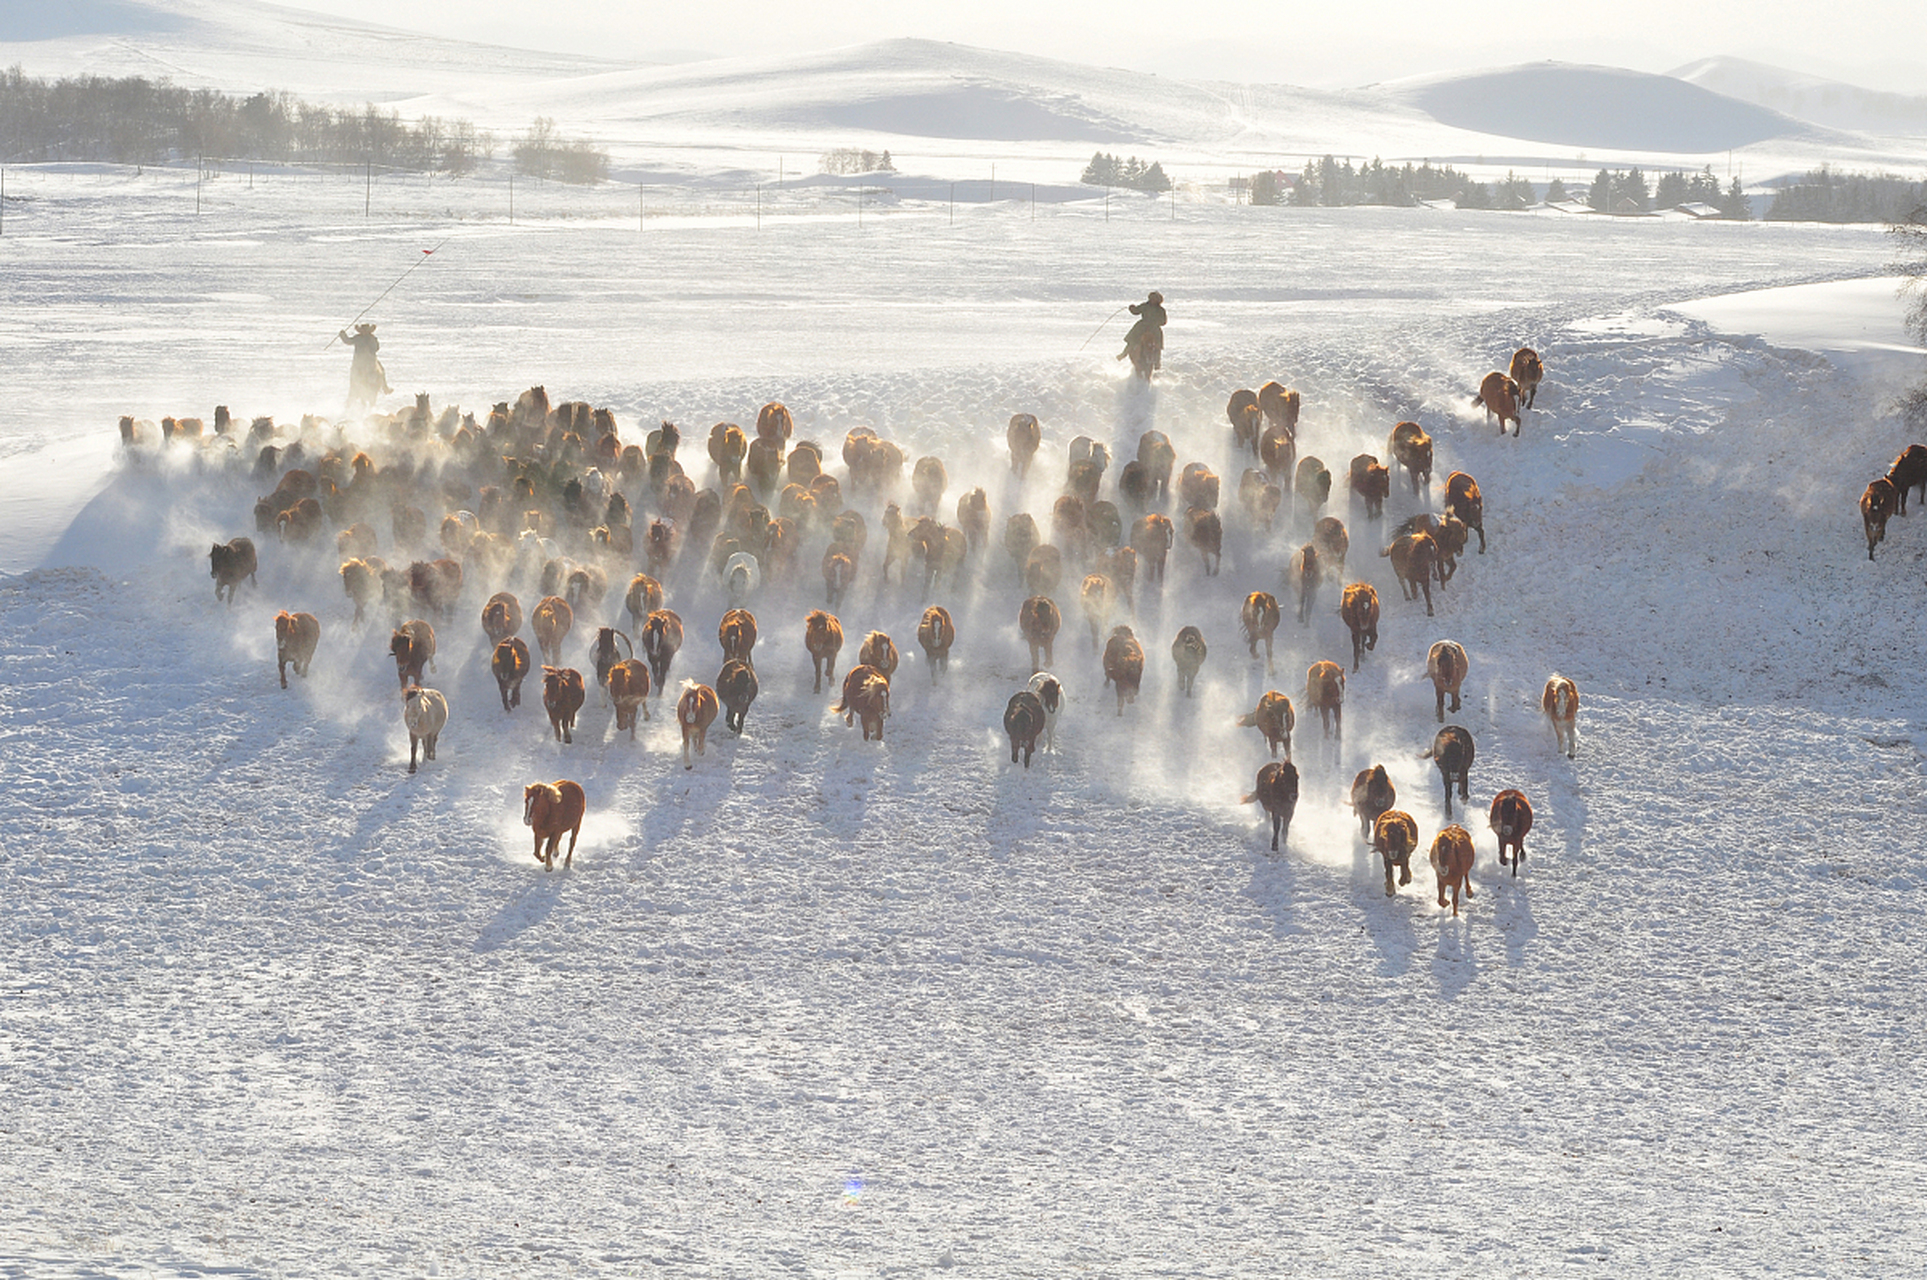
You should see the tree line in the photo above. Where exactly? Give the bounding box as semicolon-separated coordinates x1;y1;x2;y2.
1081;152;1171;193
1243;156;1750;217
819;149;896;175
0;64;610;183
1768;166;1927;223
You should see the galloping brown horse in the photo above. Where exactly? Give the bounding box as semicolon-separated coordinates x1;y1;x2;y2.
524;780;587;870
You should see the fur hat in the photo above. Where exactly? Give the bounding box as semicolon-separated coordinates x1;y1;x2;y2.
354;323;377;333
1146;292;1164;305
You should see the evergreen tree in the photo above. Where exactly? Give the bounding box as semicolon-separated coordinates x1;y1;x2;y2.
1545;177;1569;203
1290;160;1320;206
1617;167;1651;212
1588;168;1613;211
1722;178;1751;219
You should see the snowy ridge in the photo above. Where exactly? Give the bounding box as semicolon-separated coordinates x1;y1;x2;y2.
11;3;1924;177
1386;61;1826;154
0;0;637;103
1672;55;1927;139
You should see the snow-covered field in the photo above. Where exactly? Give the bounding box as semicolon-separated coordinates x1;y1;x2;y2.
8;15;1927;1275
6;175;1927;1277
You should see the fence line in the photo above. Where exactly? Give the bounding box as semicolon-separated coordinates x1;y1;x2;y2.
1;159;1675;235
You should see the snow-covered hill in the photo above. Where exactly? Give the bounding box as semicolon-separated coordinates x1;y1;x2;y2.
10;3;1925;180
1387;61;1825;153
0;0;636;103
1672;55;1927;139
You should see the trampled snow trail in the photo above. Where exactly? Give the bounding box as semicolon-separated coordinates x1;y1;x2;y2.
3;192;1927;1277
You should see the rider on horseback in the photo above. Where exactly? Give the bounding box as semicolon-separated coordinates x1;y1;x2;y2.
1118;291;1166;380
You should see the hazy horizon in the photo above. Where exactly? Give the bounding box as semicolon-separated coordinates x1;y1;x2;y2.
264;0;1927;93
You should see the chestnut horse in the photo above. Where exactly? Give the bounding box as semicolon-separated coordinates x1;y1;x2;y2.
1241;591;1281;673
1103;625;1145;715
1373;810;1419;897
523;779;587;870
677;681;720;767
1429;825;1475;916
1305;660;1345;747
1350;764;1396;838
917;605;956;679
1339;583;1379;672
805;610;844;693
833;665;891;741
1490;789;1533;877
1236;691;1294;759
1020;595;1061;673
1474;371;1523;437
492;637;530;712
275;610;320;689
1427;640;1468;723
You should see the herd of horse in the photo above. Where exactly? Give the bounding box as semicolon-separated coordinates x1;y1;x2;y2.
1859;444;1927;561
167;345;1581;916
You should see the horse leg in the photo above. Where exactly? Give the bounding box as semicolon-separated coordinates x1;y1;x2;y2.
564;824;579;870
408;735;420;774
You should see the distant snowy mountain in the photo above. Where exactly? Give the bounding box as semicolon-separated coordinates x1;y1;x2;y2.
3;2;1917;176
1670;56;1927;138
1385;62;1821;154
0;0;637;103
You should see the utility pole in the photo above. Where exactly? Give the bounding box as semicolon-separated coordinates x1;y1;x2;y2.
364;160;370;217
197;153;203;215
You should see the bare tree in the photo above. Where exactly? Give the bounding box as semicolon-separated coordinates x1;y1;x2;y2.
1892;202;1927;428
